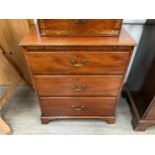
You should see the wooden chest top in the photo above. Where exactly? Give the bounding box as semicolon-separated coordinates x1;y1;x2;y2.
20;27;136;47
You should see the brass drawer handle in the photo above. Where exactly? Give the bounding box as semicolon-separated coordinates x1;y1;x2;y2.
74;19;88;25
71;83;86;92
69;59;88;67
72;105;85;111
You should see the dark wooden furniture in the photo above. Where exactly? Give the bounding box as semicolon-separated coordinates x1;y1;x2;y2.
124;20;155;131
20;22;135;124
38;19;122;37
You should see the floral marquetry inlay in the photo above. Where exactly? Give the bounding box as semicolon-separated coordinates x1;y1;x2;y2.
40;29;119;37
38;19;122;37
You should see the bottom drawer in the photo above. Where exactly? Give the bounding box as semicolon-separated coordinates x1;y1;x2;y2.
40;97;117;116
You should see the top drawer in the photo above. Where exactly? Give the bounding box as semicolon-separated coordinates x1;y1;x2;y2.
38;19;122;37
26;51;130;75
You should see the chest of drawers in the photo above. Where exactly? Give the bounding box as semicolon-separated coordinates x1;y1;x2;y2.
20;27;135;124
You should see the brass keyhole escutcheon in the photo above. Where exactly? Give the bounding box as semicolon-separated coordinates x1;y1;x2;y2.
69;58;88;67
72;105;86;111
71;83;87;92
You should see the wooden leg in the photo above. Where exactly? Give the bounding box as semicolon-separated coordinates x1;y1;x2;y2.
131;119;153;131
105;117;116;124
0;76;21;135
0;76;21;109
41;117;51;124
0;117;11;135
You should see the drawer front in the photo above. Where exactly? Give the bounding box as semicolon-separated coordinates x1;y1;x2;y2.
27;51;129;75
34;75;123;97
40;97;116;116
38;19;122;37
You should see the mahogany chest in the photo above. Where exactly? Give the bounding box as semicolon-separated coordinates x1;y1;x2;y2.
20;22;135;124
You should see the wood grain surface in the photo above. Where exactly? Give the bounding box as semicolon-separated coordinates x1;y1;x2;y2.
37;19;122;37
20;27;136;47
0;19;31;85
34;75;123;96
40;97;116;116
27;51;130;75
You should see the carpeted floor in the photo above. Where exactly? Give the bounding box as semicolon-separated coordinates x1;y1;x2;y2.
0;86;155;135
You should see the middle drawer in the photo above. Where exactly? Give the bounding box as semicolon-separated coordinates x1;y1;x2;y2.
34;75;123;97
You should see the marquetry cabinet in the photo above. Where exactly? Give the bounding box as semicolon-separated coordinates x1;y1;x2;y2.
20;20;135;124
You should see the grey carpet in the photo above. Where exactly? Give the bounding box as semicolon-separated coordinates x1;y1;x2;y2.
0;86;155;135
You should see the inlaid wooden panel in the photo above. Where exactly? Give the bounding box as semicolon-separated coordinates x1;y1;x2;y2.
27;51;130;75
40;97;116;116
34;75;123;97
38;19;122;37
